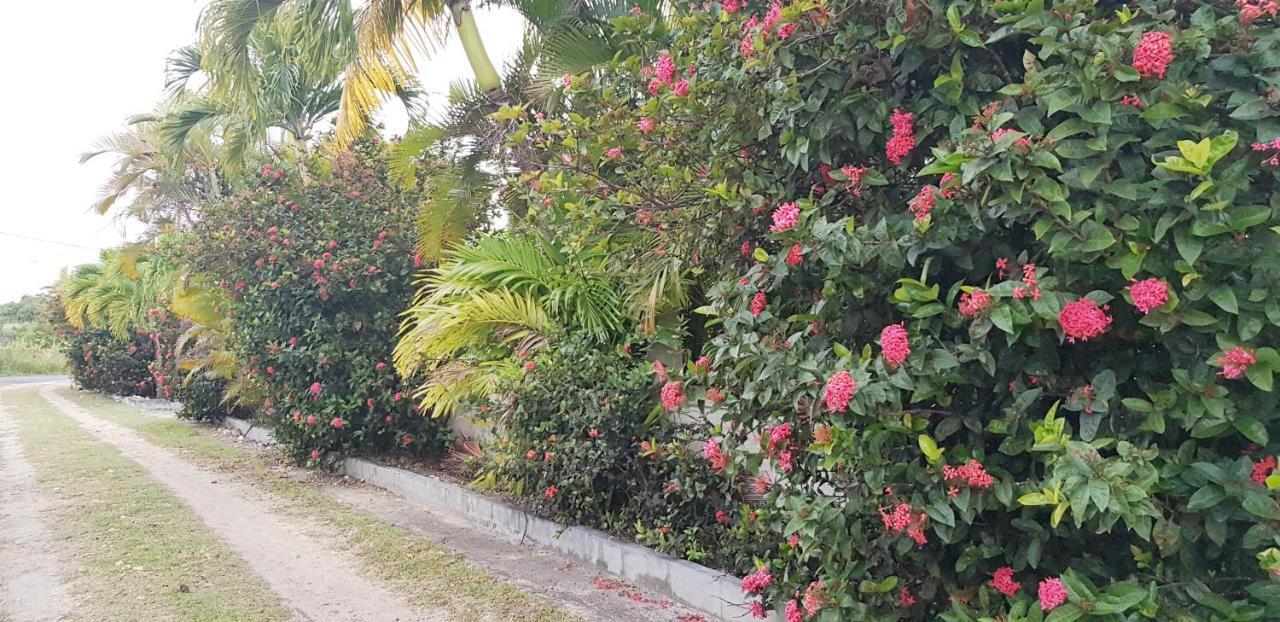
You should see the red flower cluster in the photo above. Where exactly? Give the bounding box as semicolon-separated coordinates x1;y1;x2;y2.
660;381;686;410
1252;455;1277;485
1013;263;1041;301
908;185;937;222
885;108;916;165
897;587;916;607
989;567;1020;597
1132;31;1173;79
784;244;804;266
702;439;728;471
823;370;857;412
1038;577;1068;612
958;288;993;317
741;566;773;595
1058;298;1112;343
1218;346;1257;379
841;164;868;196
1240;0;1280;26
880;503;929;545
770;202;800;232
880;323;911;367
1127;278;1169;314
942;459;996;489
749;290;768;317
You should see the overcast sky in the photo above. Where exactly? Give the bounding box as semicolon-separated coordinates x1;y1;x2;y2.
0;1;525;304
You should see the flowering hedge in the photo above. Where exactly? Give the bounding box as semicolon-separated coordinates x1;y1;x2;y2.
65;329;160;397
506;0;1280;619
185;140;451;463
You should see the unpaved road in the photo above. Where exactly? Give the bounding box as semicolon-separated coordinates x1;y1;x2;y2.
0;379;714;622
0;389;72;622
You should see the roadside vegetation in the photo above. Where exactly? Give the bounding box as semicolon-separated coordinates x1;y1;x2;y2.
0;296;64;376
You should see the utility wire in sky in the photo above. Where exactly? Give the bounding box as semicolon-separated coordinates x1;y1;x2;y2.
0;230;100;250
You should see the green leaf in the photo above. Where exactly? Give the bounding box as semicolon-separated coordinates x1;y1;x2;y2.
1208;285;1238;314
1187;486;1226;510
1246;363;1274;392
927;501;956;527
1178;138;1212;169
752;247;769;262
1243;492;1280;520
1234;416;1269;444
918;434;945;464
1230;99;1274;121
1081;226;1116;253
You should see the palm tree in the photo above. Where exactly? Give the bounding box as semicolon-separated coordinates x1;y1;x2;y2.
195;0;655;147
393;233;626;414
60;249;180;339
80;111;230;230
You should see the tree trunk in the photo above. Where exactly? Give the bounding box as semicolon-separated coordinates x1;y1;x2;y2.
449;1;501;93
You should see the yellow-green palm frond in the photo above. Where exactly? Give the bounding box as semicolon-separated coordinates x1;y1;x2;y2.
411;359;512;417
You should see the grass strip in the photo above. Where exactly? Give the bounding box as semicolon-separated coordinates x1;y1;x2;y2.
57;388;578;622
2;388;289;622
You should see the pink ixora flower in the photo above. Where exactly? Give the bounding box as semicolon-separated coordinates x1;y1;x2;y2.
942;459;996;489
703;439;728;471
785;244;804;266
784;599;803;622
661;381;686;410
749;601;767;619
769;202;801;232
544;485;558;499
908;185;937;222
1240;0;1280;26
309;382;322;396
897;587;917;607
823;370;857;412
1127;278;1169;314
1132;31;1174;79
881;503;929;545
1218;346;1257;379
1058;298;1112;343
310;450;321;461
523;360;536;372
958;288;993;317
673;79;690;97
305;415;317;426
637;116;656;133
1038;577;1069;612
605;147;623;160
749;290;768;317
654;53;676;85
1252;455;1277;484
886;108;916;165
741;566;773;595
722;0;741;13
880;323;911;367
990;567;1020;597
803;580;826;616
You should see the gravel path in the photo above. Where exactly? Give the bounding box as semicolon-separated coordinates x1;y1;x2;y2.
39;386;443;622
0;389;73;622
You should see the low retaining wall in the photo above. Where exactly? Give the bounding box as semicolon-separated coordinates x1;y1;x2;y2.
219;417;753;621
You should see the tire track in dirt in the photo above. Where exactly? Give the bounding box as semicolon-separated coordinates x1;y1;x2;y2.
39;386;444;622
0;388;73;622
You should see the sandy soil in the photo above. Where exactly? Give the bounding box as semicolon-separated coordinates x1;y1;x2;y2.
0;389;73;622
39;386;443;622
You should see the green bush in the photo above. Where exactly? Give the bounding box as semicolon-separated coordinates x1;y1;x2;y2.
66;329;157;396
485;334;769;569
177;376;249;421
185;139;452;463
507;0;1280;619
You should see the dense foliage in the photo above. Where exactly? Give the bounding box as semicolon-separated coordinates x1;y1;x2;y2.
185;140;451;463
483;334;770;568
500;0;1280;619
65;329;160;397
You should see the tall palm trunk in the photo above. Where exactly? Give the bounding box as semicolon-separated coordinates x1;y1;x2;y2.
449;0;501;92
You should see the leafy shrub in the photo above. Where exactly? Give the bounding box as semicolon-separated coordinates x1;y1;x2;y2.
66;329;158;396
484;334;768;569
177;376;249;421
507;0;1280;619
185;139;452;463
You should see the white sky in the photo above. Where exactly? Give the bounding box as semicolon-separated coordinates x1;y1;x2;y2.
0;0;525;304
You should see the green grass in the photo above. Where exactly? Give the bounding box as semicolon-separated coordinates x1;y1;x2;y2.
57;388;579;622
0;343;65;376
1;388;289;622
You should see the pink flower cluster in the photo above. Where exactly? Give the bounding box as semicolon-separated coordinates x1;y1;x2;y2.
741;566;773;595
750;290;768;317
1127;278;1169;314
958;288;993;317
1252;455;1277;485
880;323;911;367
1251;138;1280;166
823;370;857;412
1038;577;1068;612
942;459;995;489
880;503;929;545
886;108;916;165
841;164;868;196
989;567;1020;597
908;185;937;222
785;244;804;266
1132;31;1173;79
1013;263;1041;301
637;117;656;133
1218;346;1257;379
897;587;917;607
739;2;794;58
703;439;728;471
1239;0;1278;26
939;172;959;199
661;381;686;410
767;422;793;453
1121;94;1145;109
1058;298;1112;343
802;580;826;616
784;599;803;622
770;202;800;232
